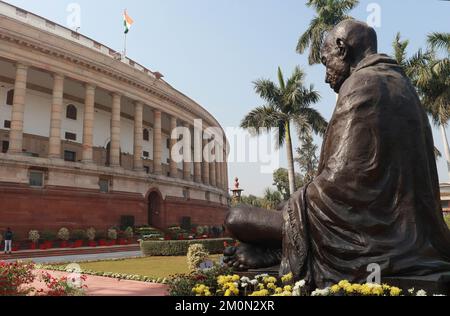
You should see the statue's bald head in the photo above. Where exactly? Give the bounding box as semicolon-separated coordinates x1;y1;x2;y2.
320;20;378;93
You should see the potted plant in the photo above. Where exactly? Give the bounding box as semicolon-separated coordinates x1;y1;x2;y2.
28;230;40;250
97;231;107;246
107;228;118;246
86;227;97;247
57;228;70;248
41;231;56;249
72;230;86;248
121;226;134;245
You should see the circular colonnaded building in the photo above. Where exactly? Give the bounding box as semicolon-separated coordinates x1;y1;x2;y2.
0;2;230;236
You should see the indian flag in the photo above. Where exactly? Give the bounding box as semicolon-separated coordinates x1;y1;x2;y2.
123;10;134;34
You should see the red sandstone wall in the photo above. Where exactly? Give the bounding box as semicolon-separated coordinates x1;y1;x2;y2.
0;183;229;237
163;197;229;228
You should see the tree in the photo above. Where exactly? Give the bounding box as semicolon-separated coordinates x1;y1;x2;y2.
273;168;304;200
262;188;283;210
239;195;264;208
241;66;327;195
393;32;450;169
296;0;359;65
295;132;319;183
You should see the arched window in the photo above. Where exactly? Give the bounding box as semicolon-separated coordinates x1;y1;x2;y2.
143;128;149;141
66;104;77;120
6;89;14;105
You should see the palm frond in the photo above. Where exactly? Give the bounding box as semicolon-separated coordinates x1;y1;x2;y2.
428;32;450;55
253;79;282;105
240;104;283;134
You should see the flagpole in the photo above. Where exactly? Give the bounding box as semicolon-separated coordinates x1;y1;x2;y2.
123;32;127;58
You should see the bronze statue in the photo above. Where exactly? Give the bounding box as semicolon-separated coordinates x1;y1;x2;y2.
224;20;450;289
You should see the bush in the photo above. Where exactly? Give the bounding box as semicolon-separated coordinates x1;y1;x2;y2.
96;231;107;240
72;229;87;241
167;265;234;296
107;228;118;240
0;261;35;296
140;238;234;256
57;228;70;241
41;231;57;242
28;230;40;243
124;227;134;239
444;214;450;229
86;228;96;241
187;244;210;273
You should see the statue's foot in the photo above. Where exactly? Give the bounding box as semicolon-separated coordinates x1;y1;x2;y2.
223;243;281;271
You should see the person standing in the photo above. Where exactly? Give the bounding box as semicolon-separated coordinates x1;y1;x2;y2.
4;228;13;254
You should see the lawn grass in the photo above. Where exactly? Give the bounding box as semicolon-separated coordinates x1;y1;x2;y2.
53;255;221;279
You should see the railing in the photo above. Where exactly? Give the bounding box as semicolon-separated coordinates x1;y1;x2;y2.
0;1;158;80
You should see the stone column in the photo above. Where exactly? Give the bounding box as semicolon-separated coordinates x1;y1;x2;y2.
193;123;202;184
209;140;216;187
183;122;191;181
223;149;229;191
153;110;162;175
8;63;28;155
133;101;144;170
82;84;96;163
216;144;222;189
110;93;121;167
48;73;64;159
202;137;210;185
169;116;178;177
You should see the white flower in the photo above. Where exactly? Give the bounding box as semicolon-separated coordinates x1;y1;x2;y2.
241;283;248;288
408;288;415;295
240;277;251;283
234;282;239;288
416;290;427;296
295;280;306;288
311;287;330;296
250;279;258;286
433;294;446;296
255;274;268;280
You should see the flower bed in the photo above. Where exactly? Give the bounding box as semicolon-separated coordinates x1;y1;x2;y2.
139;238;234;256
168;269;441;297
0;261;87;296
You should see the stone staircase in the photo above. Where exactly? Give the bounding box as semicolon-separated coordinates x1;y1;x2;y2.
0;244;140;261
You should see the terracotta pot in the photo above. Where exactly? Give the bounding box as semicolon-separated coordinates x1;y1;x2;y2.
30;242;37;250
88;241;97;247
60;241;69;248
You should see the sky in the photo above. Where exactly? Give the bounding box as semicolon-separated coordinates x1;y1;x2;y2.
3;0;450;196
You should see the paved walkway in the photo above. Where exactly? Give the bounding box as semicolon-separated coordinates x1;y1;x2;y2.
5;250;143;264
32;269;169;296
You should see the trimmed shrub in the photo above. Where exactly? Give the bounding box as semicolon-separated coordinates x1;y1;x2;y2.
28;230;40;243
57;228;70;241
124;227;134;239
445;214;450;229
72;229;87;241
187;244;210;273
86;228;96;241
41;231;57;242
140;238;234;256
107;228;118;240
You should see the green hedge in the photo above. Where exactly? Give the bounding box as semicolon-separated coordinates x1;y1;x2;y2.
140;238;234;256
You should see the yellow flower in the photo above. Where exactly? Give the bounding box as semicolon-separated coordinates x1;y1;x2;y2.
224;289;232;296
267;283;277;290
275;287;283;294
232;275;240;282
371;287;384;296
360;284;372;296
281;272;293;283
284;285;293;292
390;287;402;296
258;283;265;290
338;280;350;288
331;285;341;294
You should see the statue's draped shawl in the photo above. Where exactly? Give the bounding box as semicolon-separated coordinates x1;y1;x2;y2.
281;54;450;288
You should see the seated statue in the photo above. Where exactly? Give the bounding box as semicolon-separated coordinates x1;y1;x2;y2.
224;19;450;289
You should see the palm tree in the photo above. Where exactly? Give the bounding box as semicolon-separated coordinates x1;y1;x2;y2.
241;66;327;195
297;0;359;65
262;188;283;210
393;32;450;170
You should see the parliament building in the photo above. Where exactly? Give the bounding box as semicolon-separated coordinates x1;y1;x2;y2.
0;2;229;235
